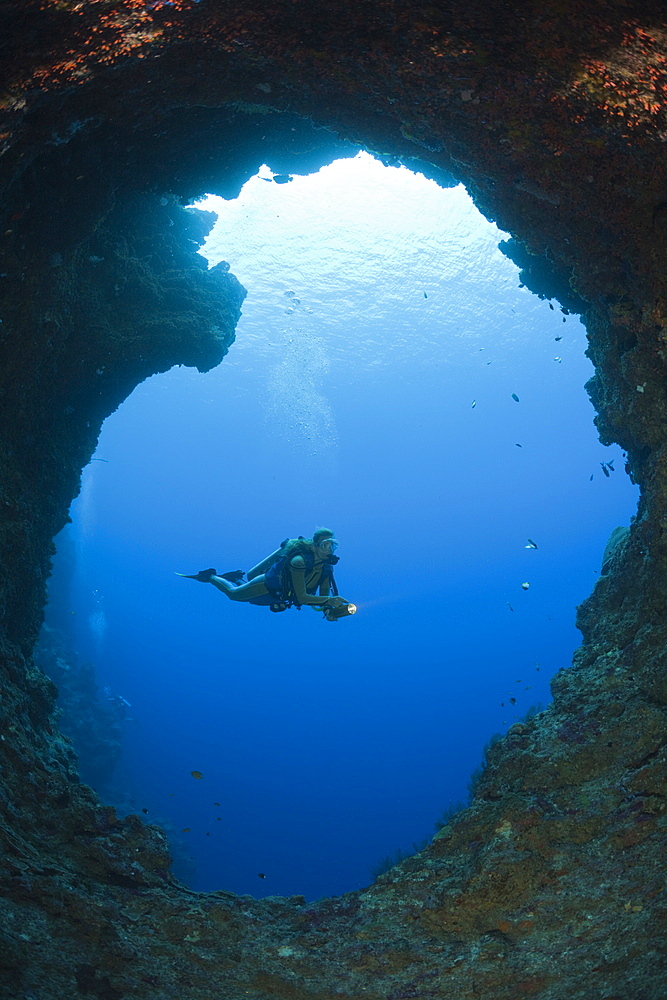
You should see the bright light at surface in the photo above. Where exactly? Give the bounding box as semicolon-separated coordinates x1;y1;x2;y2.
194;151;579;463
196;151;525;379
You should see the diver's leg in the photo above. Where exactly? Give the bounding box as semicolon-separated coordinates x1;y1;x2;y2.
210;574;270;602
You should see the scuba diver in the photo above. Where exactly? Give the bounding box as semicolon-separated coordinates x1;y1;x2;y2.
178;528;356;621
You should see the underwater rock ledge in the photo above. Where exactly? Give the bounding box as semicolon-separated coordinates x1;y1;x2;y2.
1;1;667;997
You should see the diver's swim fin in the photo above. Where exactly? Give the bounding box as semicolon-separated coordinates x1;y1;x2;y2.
175;568;246;584
176;568;217;582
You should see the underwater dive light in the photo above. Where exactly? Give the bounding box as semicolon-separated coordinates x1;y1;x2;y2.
322;602;357;622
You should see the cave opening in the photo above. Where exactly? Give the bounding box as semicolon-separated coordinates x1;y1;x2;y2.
4;6;666;991
43;150;639;902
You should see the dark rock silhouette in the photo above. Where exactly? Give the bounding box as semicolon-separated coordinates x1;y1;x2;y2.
1;2;666;997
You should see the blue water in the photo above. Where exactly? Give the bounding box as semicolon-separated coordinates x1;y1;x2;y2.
59;153;637;900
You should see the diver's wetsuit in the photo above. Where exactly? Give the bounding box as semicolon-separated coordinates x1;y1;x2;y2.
209;548;334;607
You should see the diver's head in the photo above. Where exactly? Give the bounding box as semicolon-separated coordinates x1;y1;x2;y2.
313;527;338;556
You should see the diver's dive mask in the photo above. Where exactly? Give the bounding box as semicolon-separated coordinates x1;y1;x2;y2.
318;537;338;553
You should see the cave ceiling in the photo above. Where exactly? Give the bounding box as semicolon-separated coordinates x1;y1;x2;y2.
1;2;666;998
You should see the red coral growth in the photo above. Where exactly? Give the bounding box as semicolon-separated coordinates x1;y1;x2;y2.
4;0;198;94
562;20;667;136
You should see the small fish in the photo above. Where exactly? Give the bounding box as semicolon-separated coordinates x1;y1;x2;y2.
423;292;428;298
191;770;204;780
142;808;148;814
471;400;477;408
549;303;554;310
216;817;221;821
600;463;610;478
507;603;514;612
272;173;292;184
206;832;210;837
213;802;220;806
521;582;530;590
512;393;520;402
509;697;516;705
516;443;522;448
182;828;190;833
525;538;538;549
590;474;594;481
553;357;562;363
555;336;562;341
607;459;615;470
257;873;267;879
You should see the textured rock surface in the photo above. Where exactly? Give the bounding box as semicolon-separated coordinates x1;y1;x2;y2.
1;2;666;997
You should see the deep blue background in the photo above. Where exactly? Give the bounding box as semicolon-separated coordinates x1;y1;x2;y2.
56;154;637;900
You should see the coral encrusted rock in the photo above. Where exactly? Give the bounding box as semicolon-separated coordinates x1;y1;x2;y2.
1;2;666;998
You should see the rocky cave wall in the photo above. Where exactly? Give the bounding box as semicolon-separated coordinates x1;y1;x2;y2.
0;2;666;998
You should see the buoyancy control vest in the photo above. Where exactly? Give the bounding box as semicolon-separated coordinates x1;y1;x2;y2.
256;541;339;611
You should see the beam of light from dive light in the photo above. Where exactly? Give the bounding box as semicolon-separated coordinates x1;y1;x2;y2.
345;594;399;612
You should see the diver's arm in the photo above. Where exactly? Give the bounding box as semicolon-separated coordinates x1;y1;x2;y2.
318;572;349;606
313;577;349;610
289;556;334;606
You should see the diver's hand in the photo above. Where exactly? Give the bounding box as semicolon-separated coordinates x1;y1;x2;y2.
309;596;343;610
325;596;348;608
